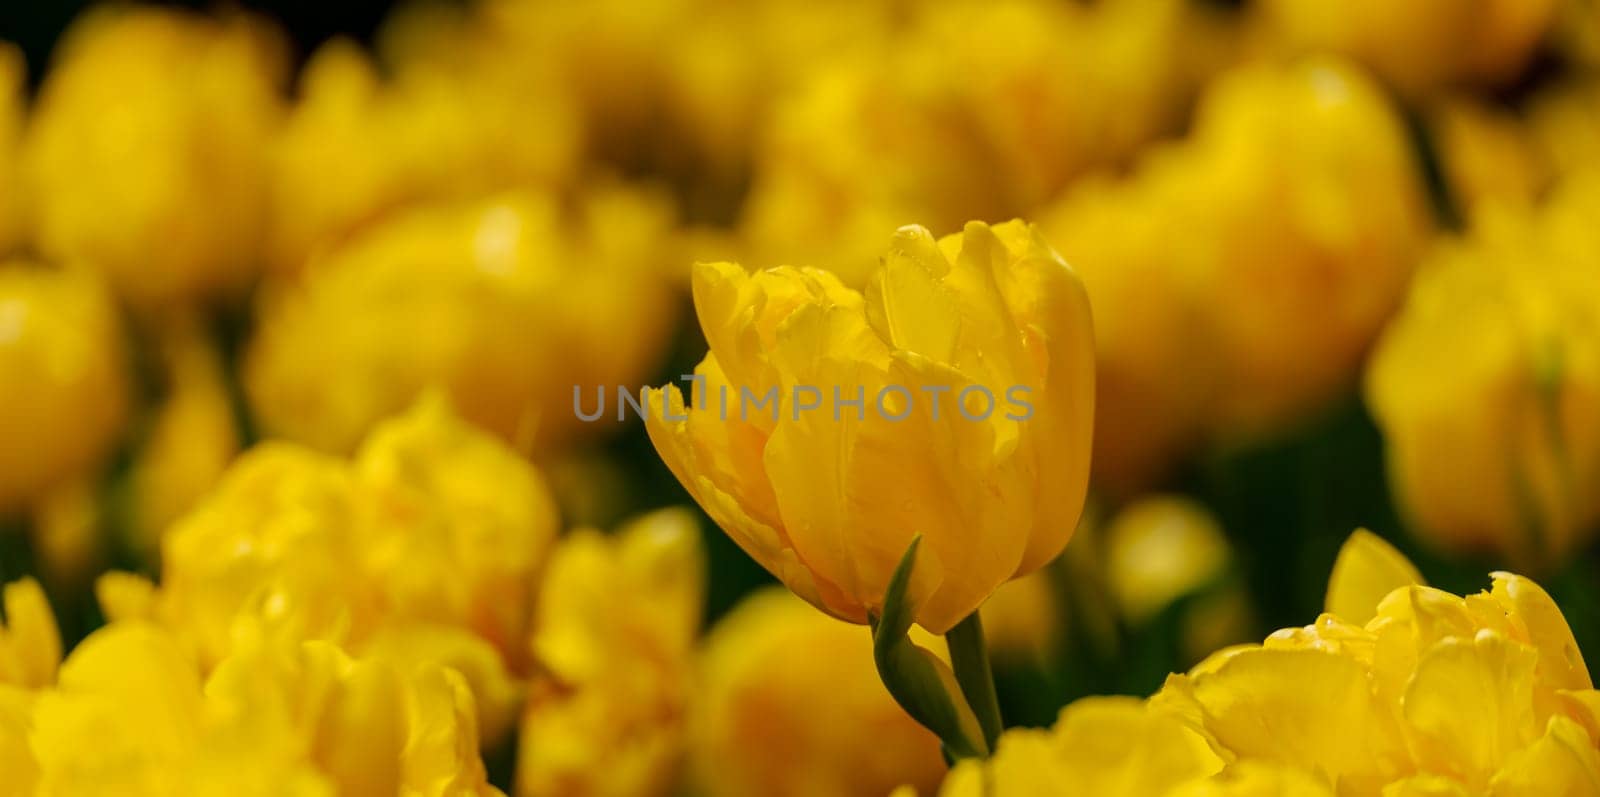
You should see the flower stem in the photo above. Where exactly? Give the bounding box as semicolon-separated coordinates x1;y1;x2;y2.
946;610;1003;753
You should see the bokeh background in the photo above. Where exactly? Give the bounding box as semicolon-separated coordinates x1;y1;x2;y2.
3;0;1600;792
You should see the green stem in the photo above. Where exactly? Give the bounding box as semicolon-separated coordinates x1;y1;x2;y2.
946;610;1003;753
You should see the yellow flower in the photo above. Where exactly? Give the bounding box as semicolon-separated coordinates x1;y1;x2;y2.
690;588;945;797
1556;0;1600;65
0;43;24;256
0;263;128;512
246;187;679;454
937;530;1599;794
99;396;558;745
0;577;61;690
938;696;1224;796
124;320;242;558
979;567;1064;664
739;0;1223;286
647;220;1094;634
517;509;704;797
1157;531;1598;794
1039;58;1431;487
1255;0;1557;96
1528;77;1600;184
266;36;579;275
27;623;501;796
21;7;285;310
1366;173;1600;567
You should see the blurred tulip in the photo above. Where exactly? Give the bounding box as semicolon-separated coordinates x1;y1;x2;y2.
267;36;580;275
27;624;500;796
1255;0;1557;96
247;187;679;455
1367;174;1600;569
739;0;1224;285
1040;58;1431;488
690;588;945;797
1556;0;1600;64
647;220;1094;634
98;396;558;745
517;509;704;797
21;7;285;310
124;321;241;558
0;43;23;256
979;568;1063;664
0;264;128;512
0;577;61;690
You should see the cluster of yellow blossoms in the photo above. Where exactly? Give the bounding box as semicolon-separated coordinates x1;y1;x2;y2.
934;532;1600;796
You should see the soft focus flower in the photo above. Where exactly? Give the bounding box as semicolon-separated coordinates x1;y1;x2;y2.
1254;0;1557;96
1367;173;1600;568
1556;0;1600;64
0;577;61;690
979;567;1064;664
1528;77;1600;183
517;509;704;797
124;321;241;558
247;187;679;455
0;43;23;256
690;588;945;797
99;396;559;744
739;0;1225;285
21;7;285;310
266;36;579;275
1104;496;1252;662
936;529;1600;794
1426;97;1551;217
647;220;1094;634
26;624;500;796
1040;58;1431;488
0;263;128;512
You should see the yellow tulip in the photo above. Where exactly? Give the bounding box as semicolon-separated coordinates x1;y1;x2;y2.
1039;58;1431;487
0;264;128;512
690;588;945;797
266;36;580;275
0;43;23;256
739;0;1223;286
27;624;501;796
1367;173;1600;568
1255;0;1557;96
0;577;61;690
647;220;1094;634
21;7;285;310
938;530;1599;794
247;187;679;455
1528;77;1600;184
517;509;704;797
98;396;558;745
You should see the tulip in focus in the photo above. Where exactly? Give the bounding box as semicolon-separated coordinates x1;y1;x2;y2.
517;509;704;797
1368;173;1600;569
0;264;128;513
647;220;1094;635
935;529;1600;794
21;7;285;310
691;588;945;797
247;188;679;455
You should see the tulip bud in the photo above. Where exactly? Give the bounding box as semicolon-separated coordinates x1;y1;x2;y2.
647;220;1094;634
